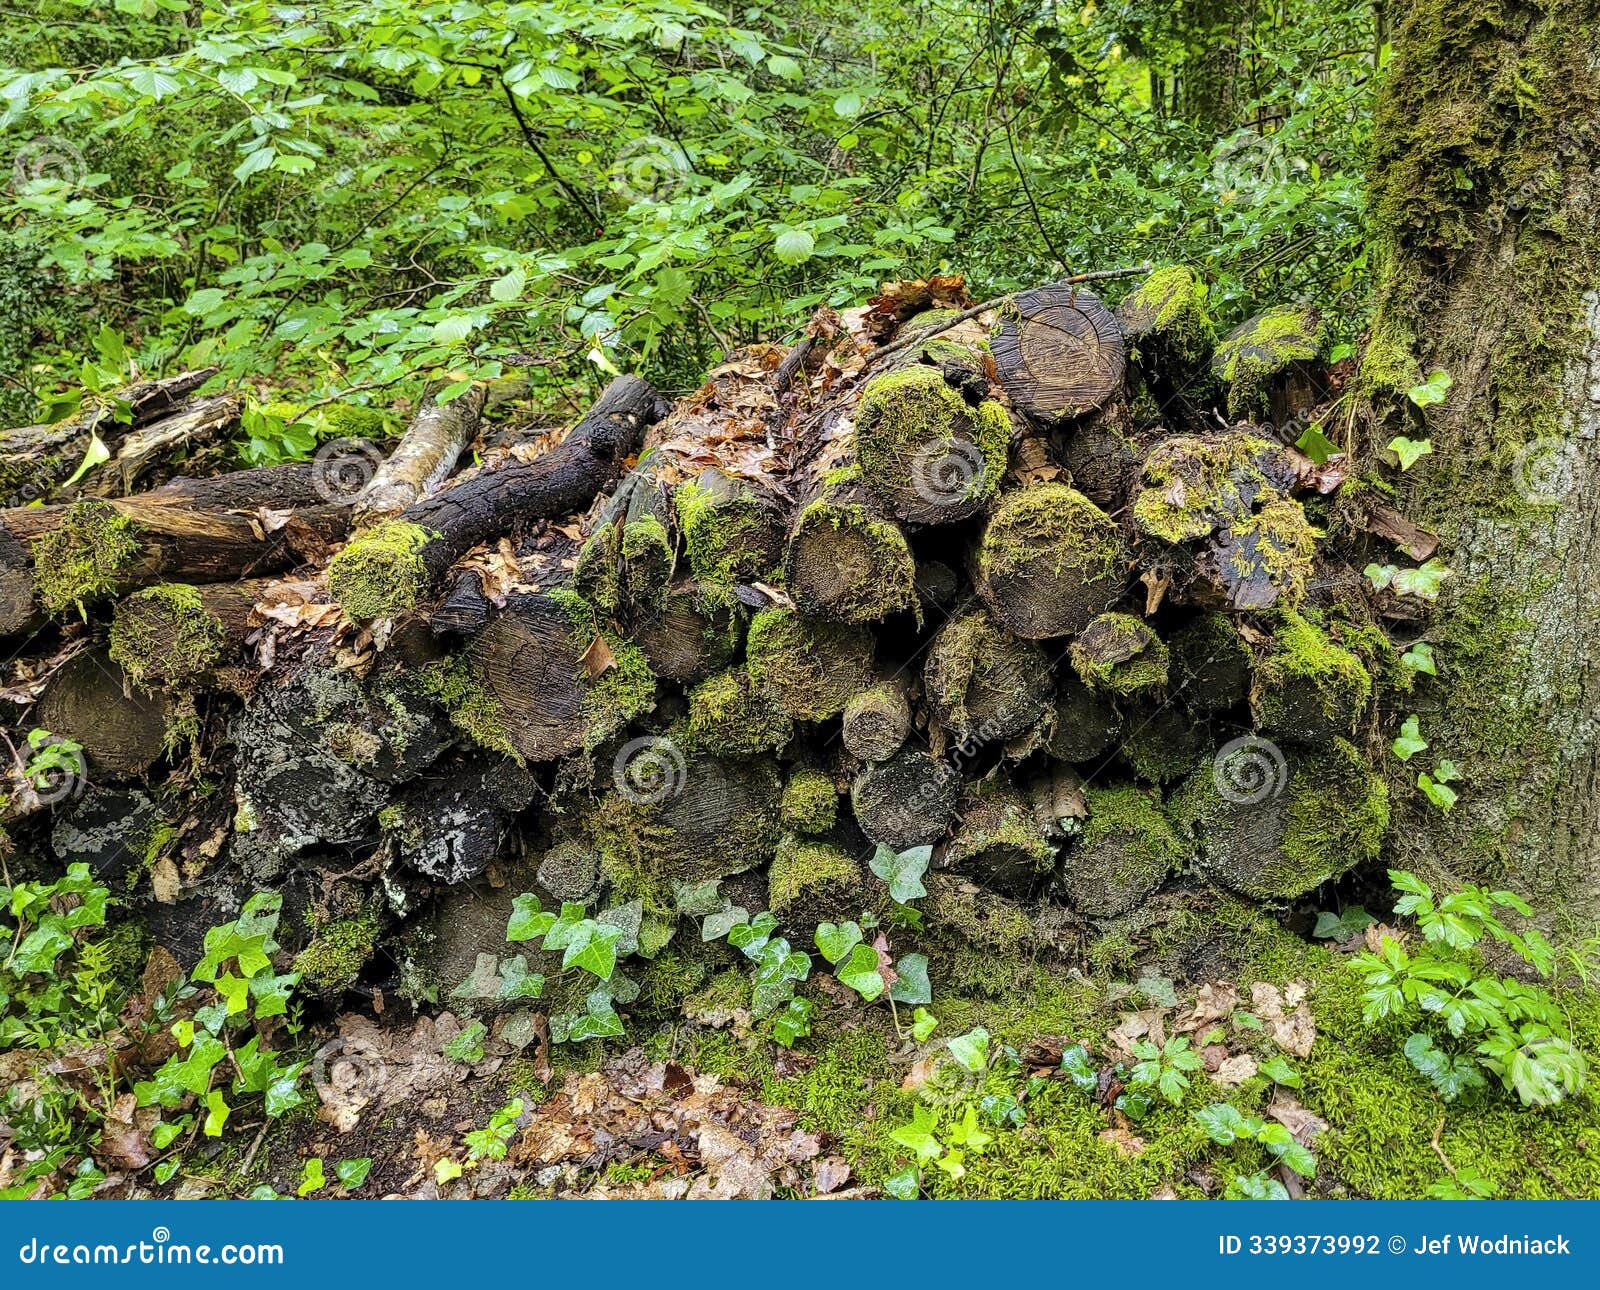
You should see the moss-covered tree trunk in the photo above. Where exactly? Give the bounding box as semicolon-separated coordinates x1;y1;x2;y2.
1361;0;1600;920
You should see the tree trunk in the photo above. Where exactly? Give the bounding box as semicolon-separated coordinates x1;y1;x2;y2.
1360;0;1600;917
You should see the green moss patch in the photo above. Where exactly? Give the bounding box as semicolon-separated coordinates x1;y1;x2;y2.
1116;264;1215;368
1062;784;1186;917
1251;611;1372;742
746;608;874;721
108;583;224;689
33;500;141;617
1069;613;1169;698
1210;303;1324;419
327;519;435;621
768;834;862;921
780;767;839;834
686;668;793;756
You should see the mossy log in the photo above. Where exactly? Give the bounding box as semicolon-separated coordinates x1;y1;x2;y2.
573;454;676;617
685;667;793;756
840;674;912;763
991;284;1126;425
746;607;875;722
1172;736;1388;901
853;318;1012;524
1058;784;1185;917
108;578;270;689
351;382;485;524
940;778;1057;898
768;833;865;926
1130;432;1316;611
1248;611;1372;744
328;375;666;620
673;467;786;587
0;368;222;506
1046;675;1123;763
442;588;656;763
34;648;173;776
850;747;961;850
629;579;745;685
972;482;1125;638
1210;303;1327;423
1169;611;1253;714
1068;613;1169;699
784;461;918;623
1115;265;1216;416
923;606;1052;746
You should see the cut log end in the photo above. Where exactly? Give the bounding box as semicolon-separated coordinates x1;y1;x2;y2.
992;284;1126;425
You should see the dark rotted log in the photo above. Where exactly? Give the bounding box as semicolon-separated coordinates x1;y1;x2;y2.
49;787;161;883
851;747;960;851
430;568;495;637
853;313;1011;525
1130;432;1316;611
108;578;271;689
1057;784;1185;917
971;482;1125;639
381;754;538;885
841;674;912;763
35;648;172;776
939;777;1057;898
1209;303;1327;423
1119;704;1201;785
438;587;656;764
351;382;485;524
228;657;452;878
1172;737;1388;901
1023;763;1088;841
573;454;677;617
768;832;868;928
0;368;224;505
328;375;667;620
745;608;875;722
629;579;745;685
1169;611;1253;714
923;607;1052;746
991;284;1126;426
1046;674;1123;763
0;527;32;635
1115;265;1216;416
914;559;961;613
1058;406;1140;512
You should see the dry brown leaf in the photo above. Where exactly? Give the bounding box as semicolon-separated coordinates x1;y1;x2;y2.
1190;981;1239;1027
1268;1094;1328;1146
1213;1054;1259;1087
1099;1127;1146;1157
579;634;617;679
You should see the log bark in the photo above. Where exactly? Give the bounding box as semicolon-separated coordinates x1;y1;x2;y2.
850;747;960;850
35;649;172;776
840;674;912;763
327;375;666;620
351;383;485;525
991;284;1126;426
922;606;1052;746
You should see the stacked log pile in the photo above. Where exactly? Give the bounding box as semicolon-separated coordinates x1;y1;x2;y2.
0;268;1418;1009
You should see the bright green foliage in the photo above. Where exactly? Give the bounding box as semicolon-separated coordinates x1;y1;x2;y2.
1194;1103;1317;1182
1129;1035;1203;1105
1352;871;1585;1107
464;1098;525;1163
869;843;932;904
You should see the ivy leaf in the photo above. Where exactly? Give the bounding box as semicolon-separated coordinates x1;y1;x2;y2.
837;943;886;1000
1387;436;1433;470
814;920;863;965
1313;907;1374;940
1193;1102;1250;1145
297;1157;325;1198
506;893;555;942
1392;714;1428;762
946;1106;992;1153
869;844;931;903
883;1167;920;1199
911;1007;939;1042
946;1026;990;1074
1393;558;1453;599
1294;422;1339;465
1407;368;1453;407
888;1105;942;1163
443;1020;487;1064
770;996;813;1048
701;904;749;942
1417;772;1458;812
203;1088;231;1138
1059;1044;1098;1093
1401;642;1437;676
335;1158;372;1191
889;952;932;1005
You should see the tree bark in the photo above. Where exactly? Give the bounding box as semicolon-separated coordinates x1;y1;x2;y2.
351;383;485;525
1360;0;1600;916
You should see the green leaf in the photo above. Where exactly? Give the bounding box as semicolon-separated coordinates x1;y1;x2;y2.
869;844;931;903
335;1158;372;1191
1401;642;1437;676
1407;369;1453;407
773;227;815;265
882;1167;920;1199
1193;1102;1250;1144
444;1020;487;1064
1392;714;1428;762
203;1089;231;1138
1259;1055;1303;1087
1403;1033;1486;1101
814;920;863;965
1257;1122;1317;1177
1313;907;1374;940
297;1157;326;1197
889;953;932;1005
233;146;276;183
910;1007;939;1043
771;996;813;1048
837;943;886;1000
946;1027;990;1074
947;1106;992;1153
888;1105;942;1163
1059;1044;1098;1093
1226;1171;1290;1199
1387;436;1433;470
1393;558;1453;599
1418;772;1458;812
1294;422;1339;465
489;266;526;303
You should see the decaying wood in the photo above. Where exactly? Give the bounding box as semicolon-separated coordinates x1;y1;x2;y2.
352;383;486;524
